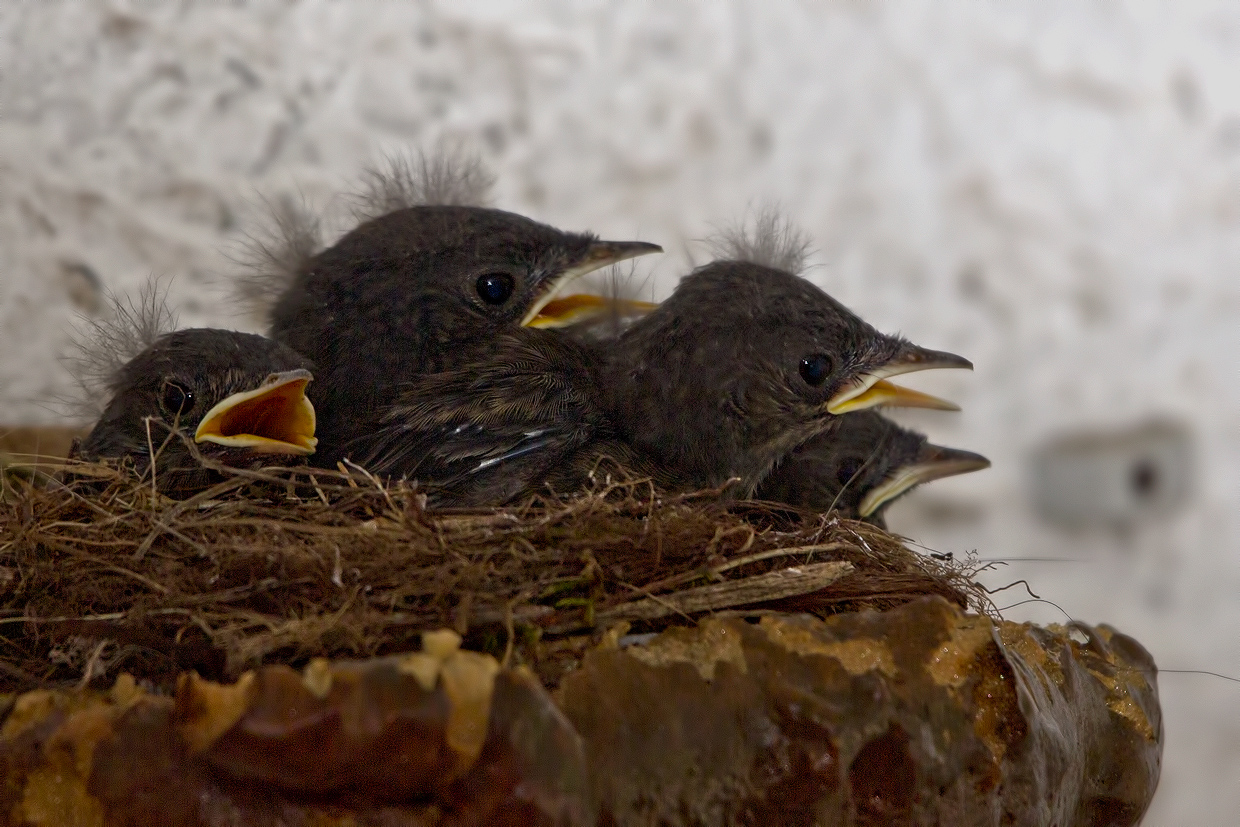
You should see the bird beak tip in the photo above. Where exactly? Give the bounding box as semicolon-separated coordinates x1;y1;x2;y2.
826;342;972;414
587;240;664;262
918;444;992;474
858;447;990;517
898;345;973;372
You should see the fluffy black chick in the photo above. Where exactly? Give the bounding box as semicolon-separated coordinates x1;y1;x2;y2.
757;411;990;527
76;326;316;496
251;150;661;461
602;215;971;497
346;214;973;507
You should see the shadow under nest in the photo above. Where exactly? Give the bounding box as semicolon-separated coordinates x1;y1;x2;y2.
0;453;992;695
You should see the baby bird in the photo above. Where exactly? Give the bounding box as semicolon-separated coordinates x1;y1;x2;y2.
757;411;990;527
245;149;661;461
70;287;317;496
602;214;971;496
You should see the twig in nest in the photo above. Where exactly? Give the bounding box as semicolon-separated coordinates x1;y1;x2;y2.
710;542;848;574
0;458;990;692
593;561;855;626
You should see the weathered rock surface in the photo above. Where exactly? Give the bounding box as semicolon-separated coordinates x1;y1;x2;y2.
0;598;1159;826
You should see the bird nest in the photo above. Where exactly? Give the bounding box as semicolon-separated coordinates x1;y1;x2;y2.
0;448;1164;826
0;455;989;694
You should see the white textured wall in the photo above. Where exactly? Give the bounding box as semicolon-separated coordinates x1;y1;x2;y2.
3;3;1239;822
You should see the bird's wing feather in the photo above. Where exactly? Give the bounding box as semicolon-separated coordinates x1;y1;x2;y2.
348;335;604;505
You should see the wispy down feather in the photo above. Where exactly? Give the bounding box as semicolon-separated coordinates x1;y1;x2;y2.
707;207;813;275
232;145;494;321
233;195;322;318
351;145;496;222
63;279;178;419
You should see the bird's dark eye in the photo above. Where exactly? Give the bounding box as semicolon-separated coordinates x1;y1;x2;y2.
799;354;833;386
475;273;515;305
836;458;863;488
160;381;195;417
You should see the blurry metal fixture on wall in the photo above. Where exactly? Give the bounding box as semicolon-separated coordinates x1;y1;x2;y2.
1030;419;1194;529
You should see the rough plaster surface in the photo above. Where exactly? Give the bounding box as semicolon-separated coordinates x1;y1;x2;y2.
1;3;1238;822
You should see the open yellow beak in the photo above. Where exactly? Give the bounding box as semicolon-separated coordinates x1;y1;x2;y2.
828;379;961;414
858;444;990;517
521;240;662;327
524;294;660;329
194;369;317;455
827;346;972;415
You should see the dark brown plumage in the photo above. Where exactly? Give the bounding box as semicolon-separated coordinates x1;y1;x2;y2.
257;154;662;463
349;263;972;506
339;215;973;506
347;329;621;506
757;411;990;527
601;259;972;497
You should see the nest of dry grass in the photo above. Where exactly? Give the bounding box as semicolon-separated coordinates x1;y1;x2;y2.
0;455;991;694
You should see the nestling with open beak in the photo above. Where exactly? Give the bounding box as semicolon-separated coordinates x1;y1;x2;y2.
757;411;990;528
337;262;659;504
602;212;973;497
246;149;662;464
70;292;317;495
344;214;976;507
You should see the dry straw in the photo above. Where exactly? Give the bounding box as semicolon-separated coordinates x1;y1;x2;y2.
0;440;990;693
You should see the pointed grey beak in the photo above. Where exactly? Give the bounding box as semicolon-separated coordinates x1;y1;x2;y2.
859;442;990;516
